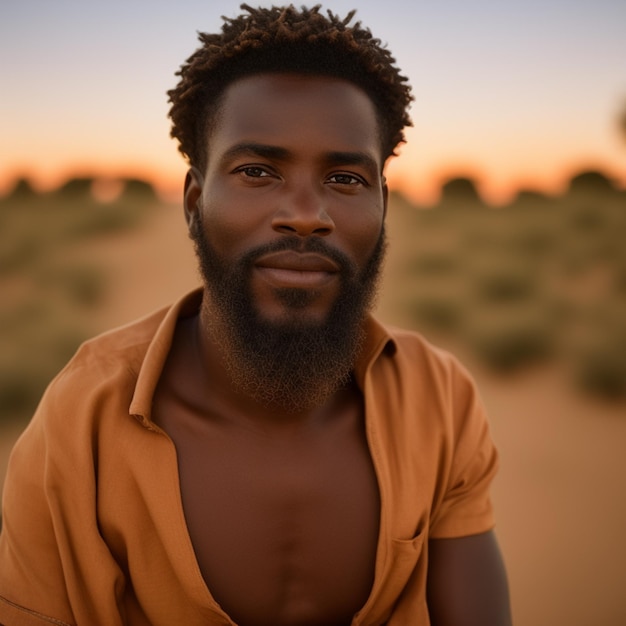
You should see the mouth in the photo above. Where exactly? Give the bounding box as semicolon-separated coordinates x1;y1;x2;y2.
254;250;340;288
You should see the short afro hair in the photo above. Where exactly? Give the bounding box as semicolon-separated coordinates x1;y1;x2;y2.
167;4;413;171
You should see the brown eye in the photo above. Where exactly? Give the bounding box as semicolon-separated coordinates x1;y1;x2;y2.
240;166;270;178
327;173;365;186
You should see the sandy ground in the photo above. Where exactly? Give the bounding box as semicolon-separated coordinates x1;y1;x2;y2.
2;200;625;625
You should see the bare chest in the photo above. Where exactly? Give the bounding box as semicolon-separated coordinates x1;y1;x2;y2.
155;400;380;626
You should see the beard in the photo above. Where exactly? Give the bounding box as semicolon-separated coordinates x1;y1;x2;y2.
190;219;386;412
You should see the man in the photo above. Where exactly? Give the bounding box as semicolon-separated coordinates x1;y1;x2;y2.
0;5;511;625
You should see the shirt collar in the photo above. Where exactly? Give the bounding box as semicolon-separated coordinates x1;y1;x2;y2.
353;315;397;390
129;288;203;427
129;288;396;426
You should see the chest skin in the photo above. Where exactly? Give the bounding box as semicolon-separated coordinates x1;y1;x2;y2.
152;318;380;626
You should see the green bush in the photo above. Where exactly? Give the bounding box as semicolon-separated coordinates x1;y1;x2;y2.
0;183;157;425
0;305;89;423
411;296;463;332
575;344;626;400
36;265;106;308
569;302;626;400
410;253;459;276
462;304;555;372
61;201;147;239
473;267;537;304
472;328;553;371
0;237;41;274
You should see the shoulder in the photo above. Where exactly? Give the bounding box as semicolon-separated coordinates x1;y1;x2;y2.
368;321;478;405
7;299;187;485
362;321;499;539
54;305;169;397
21;297;186;449
364;320;492;464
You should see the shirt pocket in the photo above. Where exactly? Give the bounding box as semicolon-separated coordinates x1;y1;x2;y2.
354;530;426;625
387;530;426;593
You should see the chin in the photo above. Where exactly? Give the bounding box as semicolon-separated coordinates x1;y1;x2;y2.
256;288;337;327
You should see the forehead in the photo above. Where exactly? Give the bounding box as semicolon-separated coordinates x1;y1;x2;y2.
209;73;383;164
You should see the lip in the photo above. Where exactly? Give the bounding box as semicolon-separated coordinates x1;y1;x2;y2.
256;250;340;273
254;250;340;288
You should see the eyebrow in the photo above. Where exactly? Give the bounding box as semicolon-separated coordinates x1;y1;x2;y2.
219;142;380;173
220;142;291;165
325;151;380;174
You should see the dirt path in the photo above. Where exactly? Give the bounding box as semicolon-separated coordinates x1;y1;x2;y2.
472;361;626;626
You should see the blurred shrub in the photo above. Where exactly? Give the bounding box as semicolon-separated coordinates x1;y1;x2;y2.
473;265;537;304
120;178;158;202
469;324;554;372
410;253;459;276
463;306;555;371
509;226;555;259
5;177;37;200
513;190;551;204
440;177;483;205
567;204;607;232
398;171;626;403
568;170;616;195
0;237;41;275
37;265;106;308
62;202;147;239
576;343;626;400
0;299;88;421
0;176;156;424
570;301;626;400
574;317;626;400
411;296;463;332
56;177;96;199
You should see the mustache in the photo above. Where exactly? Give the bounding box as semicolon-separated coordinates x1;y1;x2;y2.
239;236;357;277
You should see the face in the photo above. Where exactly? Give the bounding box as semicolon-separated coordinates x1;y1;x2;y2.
185;74;388;409
185;73;387;325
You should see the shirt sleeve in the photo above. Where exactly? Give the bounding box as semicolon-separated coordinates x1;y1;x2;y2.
0;373;126;626
428;360;499;539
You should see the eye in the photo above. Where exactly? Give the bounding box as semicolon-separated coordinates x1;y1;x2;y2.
326;173;366;187
236;165;272;178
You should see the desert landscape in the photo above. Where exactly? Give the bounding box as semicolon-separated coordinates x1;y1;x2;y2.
1;183;625;625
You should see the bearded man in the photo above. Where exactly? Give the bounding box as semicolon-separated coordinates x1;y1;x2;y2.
0;5;511;625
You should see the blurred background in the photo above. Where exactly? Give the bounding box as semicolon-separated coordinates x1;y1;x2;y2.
1;1;626;624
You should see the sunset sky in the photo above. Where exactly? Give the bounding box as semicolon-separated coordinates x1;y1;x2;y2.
1;0;625;205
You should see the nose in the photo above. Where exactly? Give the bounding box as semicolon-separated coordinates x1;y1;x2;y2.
271;181;334;237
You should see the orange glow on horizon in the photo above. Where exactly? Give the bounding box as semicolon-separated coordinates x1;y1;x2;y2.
0;161;188;202
2;156;625;207
386;159;626;207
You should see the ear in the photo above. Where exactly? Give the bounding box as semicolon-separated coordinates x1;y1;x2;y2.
382;175;389;221
184;166;204;233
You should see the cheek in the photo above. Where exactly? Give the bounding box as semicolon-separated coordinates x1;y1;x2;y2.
334;202;385;264
200;189;271;253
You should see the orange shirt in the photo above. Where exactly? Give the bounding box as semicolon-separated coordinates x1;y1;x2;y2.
0;289;498;626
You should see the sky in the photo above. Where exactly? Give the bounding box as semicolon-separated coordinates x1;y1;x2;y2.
1;0;625;205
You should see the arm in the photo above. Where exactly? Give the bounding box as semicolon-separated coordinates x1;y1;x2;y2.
427;530;512;626
0;385;126;626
